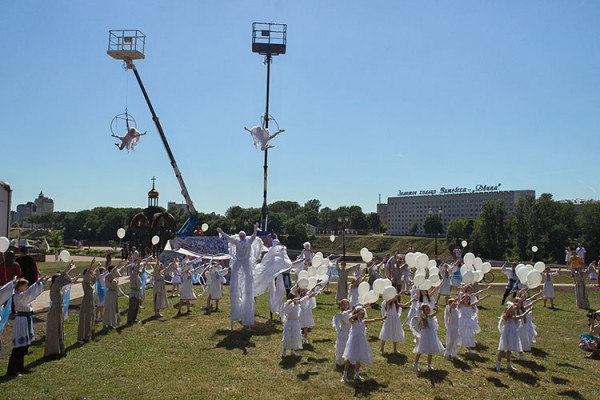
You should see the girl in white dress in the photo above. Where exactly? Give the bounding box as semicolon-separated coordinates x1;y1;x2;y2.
496;302;531;371
171;261;182;297
379;294;410;354
177;257;203;315
444;298;459;359
457;292;490;354
298;287;318;344
348;275;365;307
437;262;453;305
332;299;352;365
412;303;445;371
281;293;302;357
341;306;386;382
543;266;559;308
203;263;228;311
515;291;543;360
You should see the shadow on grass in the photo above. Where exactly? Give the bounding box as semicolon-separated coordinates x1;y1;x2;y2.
141;315;162;325
551;376;570;385
508;369;540;386
558;390;586;400
464;352;490;363
486;376;509;388
474;342;489;351
557;362;584;370
514;359;547;373
450;357;472;371
312;338;333;344
417;369;449;387
302;343;316;352
297;369;319;381
382;352;408;366
351;378;388;397
305;357;329;364
279;354;301;369
214;329;256;355
368;335;379;343
531;347;549;358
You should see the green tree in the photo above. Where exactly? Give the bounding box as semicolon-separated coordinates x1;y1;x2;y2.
423;213;444;236
471;200;507;259
446;218;466;252
578;202;600;261
408;221;418;235
48;230;64;253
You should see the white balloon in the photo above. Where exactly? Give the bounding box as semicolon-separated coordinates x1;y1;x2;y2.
413;274;426;287
419;279;433;290
462;271;474;284
481;262;492;274
358;281;370;297
416;254;429;269
527;270;542;289
463;252;475;266
59;250;71;263
365;290;379;304
474;270;484;282
429;267;440;277
405;252;416;268
117;228;126;239
473;257;483;270
316;252;323;258
358;294;366;305
330;235;336;242
382;278;392;288
316;264;328;276
362;252;373;263
517;265;533;283
151;235;160;245
531;245;538;253
360;248;369;258
307;267;317;277
460;264;474;276
0;236;9;252
298;277;309;289
431;278;442;287
430;274;440;284
373;279;387;295
298;270;309;280
461;240;468;248
201;223;209;232
307;276;318;290
534;261;546;273
428;260;437;269
312;255;323;268
383;286;397;301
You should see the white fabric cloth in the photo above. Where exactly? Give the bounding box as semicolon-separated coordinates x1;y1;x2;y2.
444;305;459;358
498;317;523;352
543;272;556;299
12;281;45;348
282;301;302;350
180;262;201;301
379;300;405;342
299;295;315;329
458;305;479;348
411;316;445;355
333;310;352;362
342;320;373;365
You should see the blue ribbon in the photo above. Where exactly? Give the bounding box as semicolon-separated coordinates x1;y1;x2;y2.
63;287;71;321
0;296;13;352
141;270;147;292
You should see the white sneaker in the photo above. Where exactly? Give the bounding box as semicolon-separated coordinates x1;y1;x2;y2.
341;372;348;383
413;362;420;372
354;373;363;381
291;350;297;356
427;364;434;371
507;363;517;372
496;362;501;371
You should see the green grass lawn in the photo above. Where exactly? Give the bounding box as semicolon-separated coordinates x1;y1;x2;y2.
1;279;599;399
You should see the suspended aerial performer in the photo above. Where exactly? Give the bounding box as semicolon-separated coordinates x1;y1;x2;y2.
244;126;285;150
217;223;261;328
112;127;146;151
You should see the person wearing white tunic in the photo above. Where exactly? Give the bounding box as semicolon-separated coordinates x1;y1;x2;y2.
332;299;352;365
444;298;459;359
177;257;202;315
496;302;531;371
298;288;318;344
103;263;126;328
126;261;144;325
341;306;386;382
281;293;302;357
335;260;359;303
6;276;48;376
437;263;454;304
45;263;77;358
252;239;292;316
77;260;98;343
348;275;366;307
411;304;445;372
457;292;490;354
543;266;560;308
515;291;543;360
170;261;182;297
153;261;176;317
218;224;259;328
204;263;228;311
379;294;409;354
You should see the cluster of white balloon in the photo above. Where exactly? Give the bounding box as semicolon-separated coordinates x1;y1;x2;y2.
514;261;545;289
297;252;330;290
359;247;374;263
457;252;492;285
404;252;442;291
357;277;396;305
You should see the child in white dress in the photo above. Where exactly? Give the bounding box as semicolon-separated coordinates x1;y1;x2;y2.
412;304;445;372
298;287;318;344
542;266;559;308
379;294;410;354
496;302;531;371
177;257;202;314
281;293;302;357
332;299;352;365
341;306;386;382
516;291;543;360
444;298;459;359
203;263;228;311
458;292;490;354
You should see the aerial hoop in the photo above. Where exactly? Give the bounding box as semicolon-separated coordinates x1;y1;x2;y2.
261;113;280;131
111;112;137;135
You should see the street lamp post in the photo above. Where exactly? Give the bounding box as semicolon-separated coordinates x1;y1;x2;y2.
338;216;349;259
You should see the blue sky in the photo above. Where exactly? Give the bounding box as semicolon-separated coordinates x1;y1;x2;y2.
2;1;599;215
